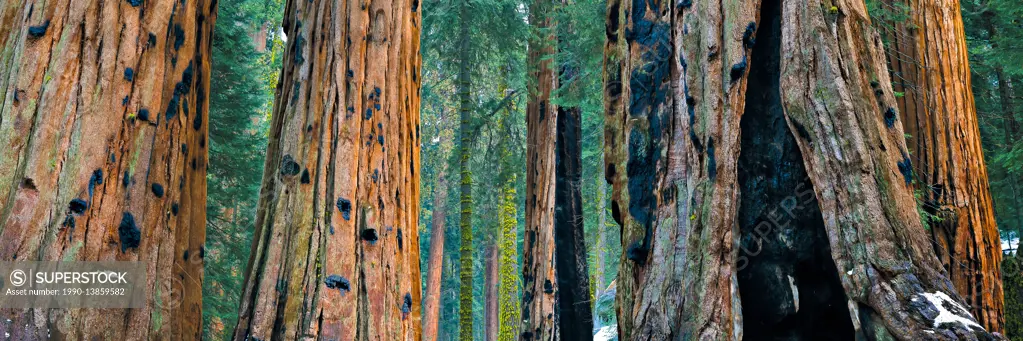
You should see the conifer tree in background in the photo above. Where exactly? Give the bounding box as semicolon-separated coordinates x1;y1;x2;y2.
0;0;215;337
456;0;476;339
231;0;423;339
201;0;281;337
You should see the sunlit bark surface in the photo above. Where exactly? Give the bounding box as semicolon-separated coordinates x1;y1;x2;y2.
880;0;1004;332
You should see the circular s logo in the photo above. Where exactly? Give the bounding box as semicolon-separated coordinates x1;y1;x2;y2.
9;269;26;287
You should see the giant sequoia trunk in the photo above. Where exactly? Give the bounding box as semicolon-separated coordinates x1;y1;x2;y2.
604;0;1003;339
521;0;559;339
231;0;422;339
0;0;214;338
879;0;1004;332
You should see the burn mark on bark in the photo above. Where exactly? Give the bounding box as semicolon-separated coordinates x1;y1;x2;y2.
898;155;913;185
622;6;671;260
743;22;757;49
68;199;88;215
88;169;103;198
300;169;311;184
884;107;898;128
173;24;185;50
27;20;50;39
730;55;748;84
118;212;141;252
166;96;179;120
336;197;351;220
361;228;378;243
280;155;301;177
325;274;350;294
396;228;403;250
401;293;412;319
151;183;164;198
737;1;855;338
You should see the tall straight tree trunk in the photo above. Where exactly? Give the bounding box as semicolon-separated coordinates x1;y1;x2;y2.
456;0;474;339
593;177;607;329
522;0;558;339
498;176;521;341
554;104;592;338
231;0;422;339
0;0;214;338
604;0;1004;339
424;162;449;341
485;244;500;341
880;0;1004;332
496;71;521;341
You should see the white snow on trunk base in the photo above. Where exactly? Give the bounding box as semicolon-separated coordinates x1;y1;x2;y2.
915;291;981;329
594;325;617;341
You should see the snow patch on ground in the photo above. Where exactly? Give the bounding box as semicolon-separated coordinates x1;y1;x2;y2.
915;291;981;329
594;325;617;341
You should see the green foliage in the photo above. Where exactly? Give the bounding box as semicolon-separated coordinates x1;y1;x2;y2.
202;0;282;338
961;0;1023;240
1003;253;1022;339
417;0;619;338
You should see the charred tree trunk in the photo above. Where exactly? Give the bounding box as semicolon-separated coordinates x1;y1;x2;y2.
486;244;500;341
604;0;1004;339
423;164;449;341
879;0;1004;332
231;0;422;339
0;0;214;338
554;104;593;338
522;0;558;340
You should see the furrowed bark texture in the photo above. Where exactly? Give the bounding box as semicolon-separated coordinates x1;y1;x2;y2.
777;0;1000;339
423;165;448;341
522;0;558;340
553;104;593;339
231;0;422;339
0;0;214;338
605;0;1005;339
880;0;1004;332
603;0;758;338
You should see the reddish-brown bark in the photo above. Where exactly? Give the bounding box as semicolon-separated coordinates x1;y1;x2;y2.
879;0;1004;332
522;0;558;339
0;0;214;338
604;0;1005;339
231;0;422;339
423;167;448;341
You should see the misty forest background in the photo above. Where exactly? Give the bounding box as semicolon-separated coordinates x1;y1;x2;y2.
201;0;1023;339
